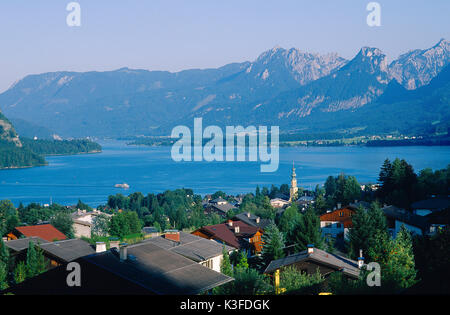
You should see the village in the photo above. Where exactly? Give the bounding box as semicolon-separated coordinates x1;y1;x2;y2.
1;159;449;295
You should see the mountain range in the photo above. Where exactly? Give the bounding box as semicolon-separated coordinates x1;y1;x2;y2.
0;39;449;138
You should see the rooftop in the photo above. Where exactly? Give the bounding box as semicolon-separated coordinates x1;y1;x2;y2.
3;237;49;252
264;248;360;278
14;224;67;242
144;231;233;262
39;239;95;263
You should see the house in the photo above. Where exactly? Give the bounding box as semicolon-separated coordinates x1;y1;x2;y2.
204;197;237;217
192;220;264;256
2;242;233;295
143;230;234;272
264;246;361;280
270;198;290;209
382;205;432;236
319;206;355;240
38;239;96;266
233;212;272;231
3;237;95;270
296;196;315;211
411;198;450;216
142;226;160;239
2;237;49;262
8;224;67;242
71;209;112;238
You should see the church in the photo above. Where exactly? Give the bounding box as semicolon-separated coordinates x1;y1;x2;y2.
289;162;298;202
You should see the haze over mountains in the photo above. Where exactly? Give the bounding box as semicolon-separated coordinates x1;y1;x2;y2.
0;39;449;138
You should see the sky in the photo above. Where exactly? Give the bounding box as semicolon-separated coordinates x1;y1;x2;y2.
0;0;449;92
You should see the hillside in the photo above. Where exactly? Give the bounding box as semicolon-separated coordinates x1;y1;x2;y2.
0;39;449;138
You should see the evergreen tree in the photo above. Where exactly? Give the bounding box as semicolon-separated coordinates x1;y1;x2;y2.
13;261;27;284
236;251;249;270
278;204;300;234
220;246;233;277
0;238;10;267
0;260;8;290
26;242;38;278
348;203;388;260
261;223;285;265
292;208;324;251
348;206;373;259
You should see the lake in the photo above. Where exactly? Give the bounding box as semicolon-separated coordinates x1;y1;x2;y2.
1;140;449;207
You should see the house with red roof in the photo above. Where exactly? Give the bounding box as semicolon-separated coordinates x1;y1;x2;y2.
319;206;355;240
8;224;67;242
192;220;263;256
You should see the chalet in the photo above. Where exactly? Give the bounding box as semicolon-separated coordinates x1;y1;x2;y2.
296;195;315;211
382;205;438;236
270;198;290;209
3;237;95;270
319;206;355;240
192;220;264;256
2;242;233;295
264;246;361;280
411;197;450;216
143;230;234;272
71;209;112;238
233;212;272;231
204;197;237;217
8;224;67;242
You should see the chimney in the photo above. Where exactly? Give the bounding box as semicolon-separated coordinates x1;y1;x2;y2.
119;243;128;261
337;203;342;209
358;249;364;269
256;217;260;224
164;230;180;242
96;242;106;253
234;226;240;234
247;212;251;218
307;244;314;254
109;237;120;250
227;220;233;227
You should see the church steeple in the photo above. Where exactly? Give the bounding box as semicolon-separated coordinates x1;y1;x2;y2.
289;161;298;202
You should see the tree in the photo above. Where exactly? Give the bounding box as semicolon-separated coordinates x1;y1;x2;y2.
278;203;300;234
235;251;249;270
0;200;20;236
279;267;324;294
25;242;38;279
92;214;110;237
0;260;8;290
50;211;75;239
261;223;285;265
25;241;47;279
0;238;10;267
348;202;388;260
367;227;417;292
13;261;27;284
220;247;233;277
292;208;324;251
231;268;272;295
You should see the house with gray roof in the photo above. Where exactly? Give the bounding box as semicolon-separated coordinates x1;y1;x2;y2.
233;212;272;231
144;230;234;272
264;246;361;280
2;241;233;295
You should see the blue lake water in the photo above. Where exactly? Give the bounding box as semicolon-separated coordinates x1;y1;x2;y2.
1;140;449;207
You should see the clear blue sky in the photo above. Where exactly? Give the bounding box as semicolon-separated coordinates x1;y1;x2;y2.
0;0;449;92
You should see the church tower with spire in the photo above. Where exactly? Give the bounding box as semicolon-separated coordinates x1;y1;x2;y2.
289;161;298;202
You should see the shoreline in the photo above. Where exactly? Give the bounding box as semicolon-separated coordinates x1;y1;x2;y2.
0;150;102;170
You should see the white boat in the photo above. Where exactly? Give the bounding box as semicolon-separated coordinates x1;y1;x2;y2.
114;183;130;189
